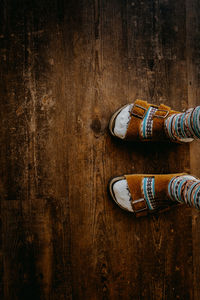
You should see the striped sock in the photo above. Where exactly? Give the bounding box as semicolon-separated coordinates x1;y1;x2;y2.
168;175;200;209
165;106;200;141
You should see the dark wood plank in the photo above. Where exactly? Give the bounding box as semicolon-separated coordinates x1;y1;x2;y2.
0;1;73;299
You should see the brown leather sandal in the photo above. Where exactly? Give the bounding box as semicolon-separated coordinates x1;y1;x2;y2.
109;99;180;142
109;173;187;217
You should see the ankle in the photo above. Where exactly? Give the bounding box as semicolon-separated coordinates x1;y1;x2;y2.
165;107;200;142
168;175;200;208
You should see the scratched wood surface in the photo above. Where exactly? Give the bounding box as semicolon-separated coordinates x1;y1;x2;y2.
0;0;200;299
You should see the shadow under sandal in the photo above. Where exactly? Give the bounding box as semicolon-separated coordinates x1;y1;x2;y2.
109;99;195;143
109;173;198;217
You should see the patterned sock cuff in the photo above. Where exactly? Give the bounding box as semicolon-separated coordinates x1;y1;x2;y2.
165;106;200;141
168;175;200;209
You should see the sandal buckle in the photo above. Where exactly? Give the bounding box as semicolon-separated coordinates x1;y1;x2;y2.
132;198;148;213
131;104;148;119
154;109;169;119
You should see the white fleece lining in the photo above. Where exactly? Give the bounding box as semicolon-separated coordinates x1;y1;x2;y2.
113;179;133;212
113;104;133;139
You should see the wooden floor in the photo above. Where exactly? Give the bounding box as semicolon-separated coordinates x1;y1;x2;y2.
0;0;200;299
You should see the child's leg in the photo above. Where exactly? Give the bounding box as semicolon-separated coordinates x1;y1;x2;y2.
168;175;200;209
165;106;200;142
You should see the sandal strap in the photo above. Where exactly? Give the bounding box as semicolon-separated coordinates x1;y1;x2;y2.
131;198;148;217
131;101;171;120
131;101;151;119
125;174;186;217
126;100;178;141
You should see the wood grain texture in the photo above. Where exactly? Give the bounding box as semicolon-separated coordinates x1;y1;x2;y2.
0;0;199;299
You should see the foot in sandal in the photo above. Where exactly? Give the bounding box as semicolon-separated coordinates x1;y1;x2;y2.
109;173;200;217
109;99;200;143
